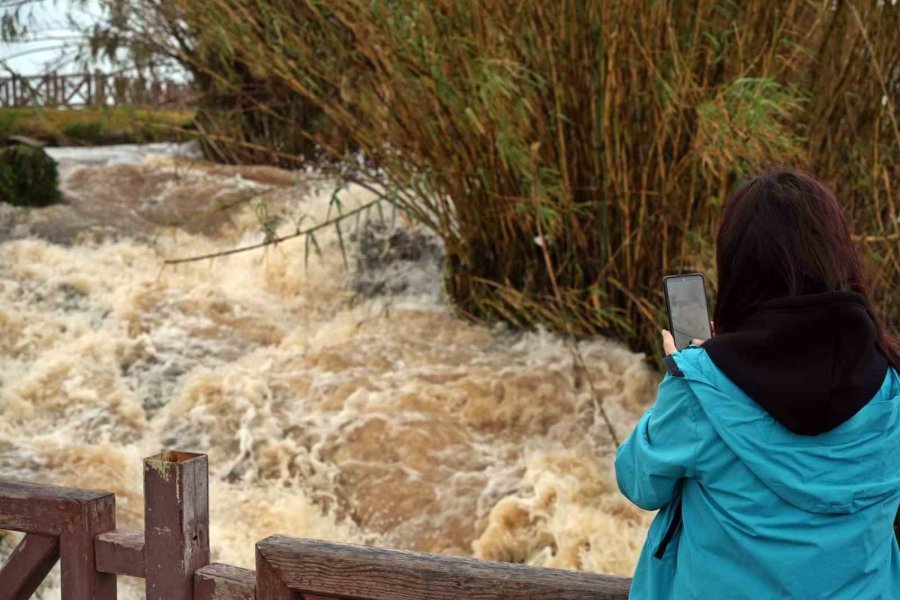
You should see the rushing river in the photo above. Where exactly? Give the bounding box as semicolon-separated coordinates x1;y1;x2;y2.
0;143;655;597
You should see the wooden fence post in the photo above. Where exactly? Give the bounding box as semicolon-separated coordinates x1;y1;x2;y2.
144;451;210;600
60;491;117;600
93;70;103;106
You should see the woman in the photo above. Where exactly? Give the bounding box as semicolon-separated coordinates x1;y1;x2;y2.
616;167;900;599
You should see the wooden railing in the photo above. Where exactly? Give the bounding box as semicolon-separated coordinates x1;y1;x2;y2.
0;72;194;109
0;451;632;600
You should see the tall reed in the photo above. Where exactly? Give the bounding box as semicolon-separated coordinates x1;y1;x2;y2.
102;0;900;354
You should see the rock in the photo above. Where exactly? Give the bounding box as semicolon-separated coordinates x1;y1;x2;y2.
352;221;444;298
5;134;46;148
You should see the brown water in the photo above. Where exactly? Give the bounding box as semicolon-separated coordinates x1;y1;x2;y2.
0;144;655;597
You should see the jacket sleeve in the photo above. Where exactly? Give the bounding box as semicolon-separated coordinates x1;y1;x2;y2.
615;361;701;510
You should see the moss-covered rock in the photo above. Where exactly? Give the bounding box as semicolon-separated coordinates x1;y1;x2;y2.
0;142;60;207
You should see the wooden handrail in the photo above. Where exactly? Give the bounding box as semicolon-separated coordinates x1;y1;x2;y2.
95;530;145;578
195;563;256;600
0;451;632;600
257;535;632;600
0;479;116;599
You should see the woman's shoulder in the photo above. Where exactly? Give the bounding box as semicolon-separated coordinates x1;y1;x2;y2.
656;348;717;427
663;346;756;427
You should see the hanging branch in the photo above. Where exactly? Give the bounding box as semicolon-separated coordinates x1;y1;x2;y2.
163;197;384;265
567;338;622;448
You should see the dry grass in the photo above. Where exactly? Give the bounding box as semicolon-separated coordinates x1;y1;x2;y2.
103;0;900;354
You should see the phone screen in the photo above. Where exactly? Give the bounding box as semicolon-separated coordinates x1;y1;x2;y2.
664;274;712;350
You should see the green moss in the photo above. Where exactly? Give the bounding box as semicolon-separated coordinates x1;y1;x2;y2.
0;145;60;207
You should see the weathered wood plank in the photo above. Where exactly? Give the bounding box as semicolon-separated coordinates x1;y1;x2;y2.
95;529;146;577
59;491;117;600
257;545;294;600
257;536;631;600
0;533;59;600
194;563;255;600
0;479;110;535
145;451;210;600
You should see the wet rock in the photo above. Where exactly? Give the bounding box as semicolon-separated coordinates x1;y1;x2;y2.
351;221;444;298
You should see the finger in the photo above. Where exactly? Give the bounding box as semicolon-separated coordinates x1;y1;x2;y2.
710;320;716;336
691;338;706;346
661;329;677;356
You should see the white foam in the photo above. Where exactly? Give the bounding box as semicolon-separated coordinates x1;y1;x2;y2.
0;147;655;598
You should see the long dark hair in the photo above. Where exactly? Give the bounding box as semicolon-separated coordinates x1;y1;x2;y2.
714;167;900;371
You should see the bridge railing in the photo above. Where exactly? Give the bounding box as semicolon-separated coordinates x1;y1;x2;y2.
0;72;194;109
0;451;632;600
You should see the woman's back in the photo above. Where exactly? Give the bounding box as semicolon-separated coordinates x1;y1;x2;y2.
617;342;900;599
617;168;900;599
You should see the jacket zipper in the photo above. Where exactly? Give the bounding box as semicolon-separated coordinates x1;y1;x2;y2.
654;498;683;559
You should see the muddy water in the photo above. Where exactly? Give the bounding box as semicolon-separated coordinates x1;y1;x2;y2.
0;144;655;598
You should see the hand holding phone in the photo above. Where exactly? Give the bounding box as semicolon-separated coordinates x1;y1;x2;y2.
663;273;712;352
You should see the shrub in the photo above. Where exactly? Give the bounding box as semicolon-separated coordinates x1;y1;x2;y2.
0;144;60;207
96;0;899;354
187;1;900;353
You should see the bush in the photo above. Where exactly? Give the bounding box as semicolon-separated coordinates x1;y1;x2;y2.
116;0;899;354
0;144;60;207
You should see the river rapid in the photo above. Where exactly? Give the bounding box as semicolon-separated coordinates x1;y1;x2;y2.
0;144;655;598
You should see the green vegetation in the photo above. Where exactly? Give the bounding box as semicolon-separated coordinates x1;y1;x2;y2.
0;107;195;145
0;144;60;207
60;1;900;354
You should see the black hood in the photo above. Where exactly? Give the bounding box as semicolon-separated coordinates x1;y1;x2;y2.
703;291;889;436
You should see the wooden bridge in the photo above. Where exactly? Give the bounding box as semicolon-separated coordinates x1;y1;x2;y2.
0;451;632;600
0;72;193;109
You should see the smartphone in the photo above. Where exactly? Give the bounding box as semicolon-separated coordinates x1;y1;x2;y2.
663;273;713;350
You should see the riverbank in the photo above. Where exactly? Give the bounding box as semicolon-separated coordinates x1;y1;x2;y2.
0;107;194;146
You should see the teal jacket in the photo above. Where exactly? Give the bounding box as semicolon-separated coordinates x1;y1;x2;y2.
616;347;900;599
